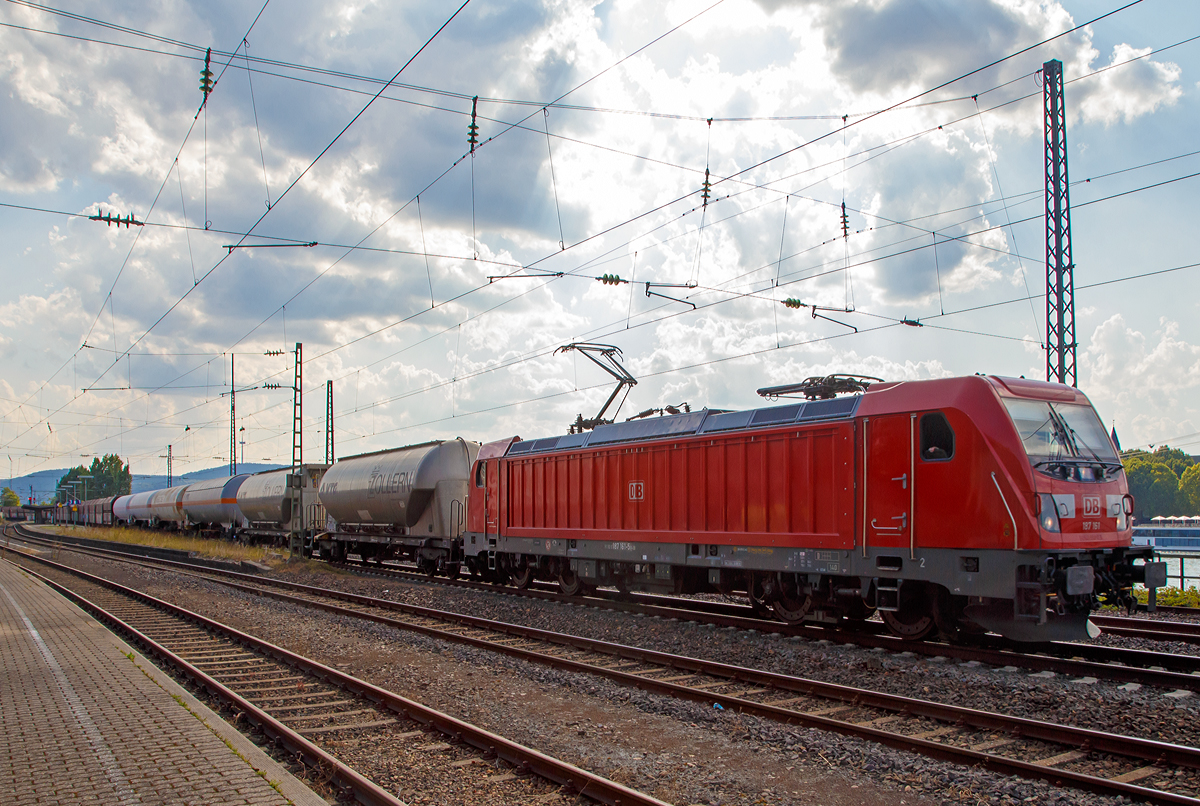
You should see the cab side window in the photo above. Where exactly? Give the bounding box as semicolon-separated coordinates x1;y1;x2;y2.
475;461;486;488
920;412;954;461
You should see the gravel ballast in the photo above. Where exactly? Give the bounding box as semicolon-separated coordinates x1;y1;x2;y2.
33;549;1193;806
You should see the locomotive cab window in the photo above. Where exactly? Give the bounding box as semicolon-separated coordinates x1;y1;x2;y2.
920;412;954;461
474;462;486;488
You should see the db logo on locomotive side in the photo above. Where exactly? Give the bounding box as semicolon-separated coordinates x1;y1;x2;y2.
628;481;645;501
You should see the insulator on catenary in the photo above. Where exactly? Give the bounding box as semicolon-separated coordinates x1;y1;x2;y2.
840;201;849;239
782;298;805;309
199;47;214;96
598;273;625;286
468;96;479;152
701;167;712;207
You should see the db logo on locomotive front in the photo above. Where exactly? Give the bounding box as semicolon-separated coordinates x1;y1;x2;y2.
1082;495;1102;517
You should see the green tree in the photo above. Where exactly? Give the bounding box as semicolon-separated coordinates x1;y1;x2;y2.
1179;464;1200;515
57;454;132;501
1152;446;1195;478
1126;458;1180;520
1;487;19;507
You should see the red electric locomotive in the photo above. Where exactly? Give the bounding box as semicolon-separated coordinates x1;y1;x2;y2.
463;374;1165;642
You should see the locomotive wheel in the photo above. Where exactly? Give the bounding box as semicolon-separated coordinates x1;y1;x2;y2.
882;608;935;640
511;561;534;589
881;600;935;639
558;568;585;596
772;593;813;624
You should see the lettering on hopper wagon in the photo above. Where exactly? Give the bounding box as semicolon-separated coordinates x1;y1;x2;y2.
366;470;415;499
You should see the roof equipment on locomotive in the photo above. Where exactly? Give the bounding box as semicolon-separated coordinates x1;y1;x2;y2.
556;343;637;434
757;374;883;401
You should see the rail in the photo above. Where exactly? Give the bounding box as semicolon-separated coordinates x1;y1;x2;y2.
10;532;1200;805
5;540;671;806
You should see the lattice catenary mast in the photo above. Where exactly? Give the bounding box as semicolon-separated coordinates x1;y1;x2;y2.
325;379;334;464
1044;59;1076;387
292;343;303;469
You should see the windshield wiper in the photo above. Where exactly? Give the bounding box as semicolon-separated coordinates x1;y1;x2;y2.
1046;405;1082;458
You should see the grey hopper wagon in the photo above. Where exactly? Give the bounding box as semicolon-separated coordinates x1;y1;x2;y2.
236;464;329;547
314;438;480;575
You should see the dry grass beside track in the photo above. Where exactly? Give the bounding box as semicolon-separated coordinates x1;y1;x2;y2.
46;524;288;566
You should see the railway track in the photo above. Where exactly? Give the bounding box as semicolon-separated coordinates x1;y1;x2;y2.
334;553;1200;685
15;525;1200;689
3;539;667;806
350;559;1200;646
1089;613;1200;644
9;529;1200;805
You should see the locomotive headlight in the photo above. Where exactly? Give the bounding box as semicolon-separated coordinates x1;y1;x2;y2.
1038;494;1061;533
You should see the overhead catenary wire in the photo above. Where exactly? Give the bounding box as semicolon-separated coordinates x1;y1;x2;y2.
4;0;1180;462
0;0;274;435
1;0;741;454
0;0;471;453
8;143;1199;462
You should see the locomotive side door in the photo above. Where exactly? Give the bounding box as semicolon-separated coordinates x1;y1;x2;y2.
863;414;916;558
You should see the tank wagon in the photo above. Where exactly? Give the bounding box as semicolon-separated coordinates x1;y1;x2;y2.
114;490;156;525
146;485;189;526
180;475;248;537
314;438;480;575
464;375;1165;642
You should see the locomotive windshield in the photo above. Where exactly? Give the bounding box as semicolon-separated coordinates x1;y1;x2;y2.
1003;399;1121;478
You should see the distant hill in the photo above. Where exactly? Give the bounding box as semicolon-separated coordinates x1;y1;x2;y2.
5;463;287;503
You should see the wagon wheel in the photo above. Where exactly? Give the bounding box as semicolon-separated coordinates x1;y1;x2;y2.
510;559;534;589
881;587;936;640
558;568;585;596
772;593;813;624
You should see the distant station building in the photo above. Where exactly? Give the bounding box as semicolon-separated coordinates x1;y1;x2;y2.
21;504;55;524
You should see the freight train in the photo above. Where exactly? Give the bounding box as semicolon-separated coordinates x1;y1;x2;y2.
69;374;1163;643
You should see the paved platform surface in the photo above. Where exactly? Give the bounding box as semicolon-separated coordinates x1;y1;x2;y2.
0;558;328;806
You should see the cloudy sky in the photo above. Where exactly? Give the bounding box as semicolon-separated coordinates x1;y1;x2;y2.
1;0;1197;482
